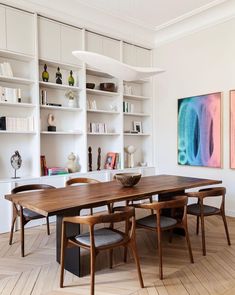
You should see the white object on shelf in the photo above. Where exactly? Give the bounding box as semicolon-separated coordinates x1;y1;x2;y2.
73;51;164;81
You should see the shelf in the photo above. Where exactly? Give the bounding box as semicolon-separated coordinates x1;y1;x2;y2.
0;130;36;134
0;49;35;61
40;105;82;112
0;75;35;85
39;81;81;91
87;109;120;114
86;88;120;97
86;67;114;78
87;132;120;136
39;58;82;71
41;131;83;135
124;78;151;84
0;101;36;108
123;94;151;101
124;112;150;117
124;133;151;136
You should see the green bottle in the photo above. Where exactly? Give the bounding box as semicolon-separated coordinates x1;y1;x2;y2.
68;70;75;86
42;64;49;82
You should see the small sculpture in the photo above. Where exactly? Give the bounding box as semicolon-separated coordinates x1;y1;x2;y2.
67;152;79;173
42;64;49;82
56;67;62;84
97;147;101;170
68;70;75;86
47;113;56;132
11;150;22;179
88;146;92;171
124;145;137;168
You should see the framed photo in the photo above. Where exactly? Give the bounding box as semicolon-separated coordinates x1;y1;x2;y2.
133;121;142;133
104;152;116;169
178;92;221;168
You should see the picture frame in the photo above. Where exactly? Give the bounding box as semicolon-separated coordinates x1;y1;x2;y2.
177;92;221;168
104;152;116;169
133;121;142;133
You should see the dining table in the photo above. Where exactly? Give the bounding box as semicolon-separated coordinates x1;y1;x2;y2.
5;174;222;277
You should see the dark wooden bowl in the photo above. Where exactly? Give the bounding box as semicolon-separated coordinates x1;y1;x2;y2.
100;82;116;92
114;173;141;187
86;83;95;89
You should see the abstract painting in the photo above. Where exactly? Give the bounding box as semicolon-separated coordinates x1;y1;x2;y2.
230;90;235;168
178;92;221;167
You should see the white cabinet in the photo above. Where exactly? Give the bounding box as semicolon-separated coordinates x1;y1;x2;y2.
6;8;34;55
0;6;6;50
38;17;60;61
102;36;120;60
86;31;102;54
123;43;136;66
61;24;82;65
123;42;151;66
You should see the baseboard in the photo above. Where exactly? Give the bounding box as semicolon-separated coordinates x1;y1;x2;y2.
225;210;235;218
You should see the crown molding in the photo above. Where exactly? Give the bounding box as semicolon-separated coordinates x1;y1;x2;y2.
154;0;235;47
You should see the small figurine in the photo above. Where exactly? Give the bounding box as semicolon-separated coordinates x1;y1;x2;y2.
88;146;92;171
42;64;49;82
68;70;75;86
124;145;137;168
97;147;101;170
56;67;62;84
47;113;56;132
67;152;79;173
11;150;22;179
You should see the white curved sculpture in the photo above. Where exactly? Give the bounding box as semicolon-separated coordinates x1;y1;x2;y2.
72;50;164;81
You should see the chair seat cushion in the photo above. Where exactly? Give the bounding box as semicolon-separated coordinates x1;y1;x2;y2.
23;208;44;219
75;228;124;247
136;214;177;229
187;204;219;215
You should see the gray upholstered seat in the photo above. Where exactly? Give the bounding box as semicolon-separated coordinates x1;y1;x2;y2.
187;204;219;215
136;214;177;229
23;208;44;219
75;228;123;247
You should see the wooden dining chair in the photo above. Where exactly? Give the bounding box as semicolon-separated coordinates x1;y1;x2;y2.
66;177;111;214
9;184;56;257
60;207;144;295
187;187;231;256
131;195;194;279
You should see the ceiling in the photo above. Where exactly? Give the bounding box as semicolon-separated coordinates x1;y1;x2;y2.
74;0;226;30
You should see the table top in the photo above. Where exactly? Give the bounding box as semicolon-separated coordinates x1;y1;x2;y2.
5;174;222;216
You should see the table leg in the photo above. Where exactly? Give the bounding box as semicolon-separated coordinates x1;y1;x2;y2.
56;210;81;277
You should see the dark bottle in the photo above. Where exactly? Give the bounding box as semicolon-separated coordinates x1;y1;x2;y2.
56;67;62;84
42;64;49;82
68;70;75;86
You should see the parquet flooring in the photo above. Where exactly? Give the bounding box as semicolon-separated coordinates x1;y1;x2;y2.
0;212;235;295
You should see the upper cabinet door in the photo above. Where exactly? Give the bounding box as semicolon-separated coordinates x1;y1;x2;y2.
86;32;102;54
61;25;82;65
135;47;151;67
38;17;60;61
6;8;34;56
0;6;6;50
123;43;136;66
102;36;120;60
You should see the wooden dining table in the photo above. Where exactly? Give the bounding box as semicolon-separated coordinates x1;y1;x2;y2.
5;174;221;277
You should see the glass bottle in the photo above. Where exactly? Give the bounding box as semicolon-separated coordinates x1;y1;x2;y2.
68;70;75;86
42;64;49;82
56;67;62;84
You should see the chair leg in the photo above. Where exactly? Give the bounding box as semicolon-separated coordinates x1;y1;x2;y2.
168;229;173;243
90;248;96;295
19;206;25;257
221;212;231;246
184;227;194;263
129;240;144;288
196;216;199;235
46;216;50;235
200;215;206;256
157;227;163;279
60;222;66;288
9;216;17;245
124;246;128;263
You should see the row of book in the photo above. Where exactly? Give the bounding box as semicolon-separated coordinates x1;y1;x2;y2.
0;116;34;132
123;101;135;113
0;62;13;77
89;122;107;133
40;155;69;176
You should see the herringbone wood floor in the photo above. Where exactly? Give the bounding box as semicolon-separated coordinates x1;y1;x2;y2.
0;211;235;295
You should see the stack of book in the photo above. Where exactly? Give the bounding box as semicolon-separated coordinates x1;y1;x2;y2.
0;116;34;132
123;101;134;113
89;122;107;133
48;167;69;176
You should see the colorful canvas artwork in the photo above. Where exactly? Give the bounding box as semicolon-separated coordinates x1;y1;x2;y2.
230;90;235;168
178;92;221;167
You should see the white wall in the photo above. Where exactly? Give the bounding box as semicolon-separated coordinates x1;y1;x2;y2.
153;17;235;216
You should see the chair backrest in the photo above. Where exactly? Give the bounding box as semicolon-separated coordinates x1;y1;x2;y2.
11;184;55;194
66;177;100;186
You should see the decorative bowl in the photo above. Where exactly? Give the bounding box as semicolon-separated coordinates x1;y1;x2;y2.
86;83;95;89
114;173;141;187
100;82;116;92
